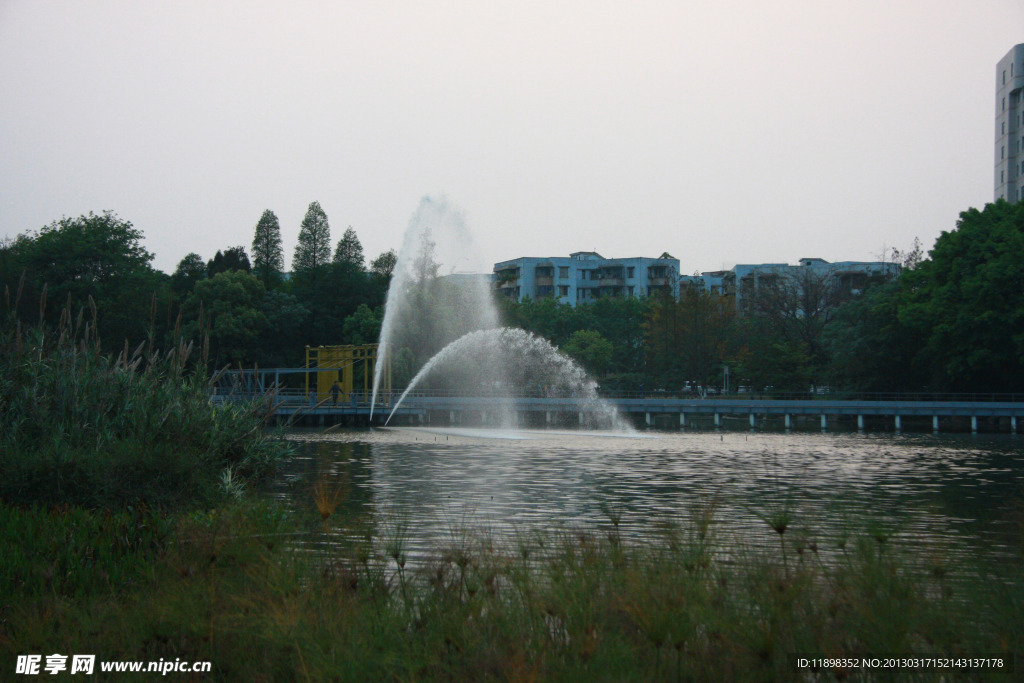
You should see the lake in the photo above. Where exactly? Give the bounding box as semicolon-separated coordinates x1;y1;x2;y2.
267;427;1023;570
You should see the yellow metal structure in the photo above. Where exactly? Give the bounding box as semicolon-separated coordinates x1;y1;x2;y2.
304;344;390;403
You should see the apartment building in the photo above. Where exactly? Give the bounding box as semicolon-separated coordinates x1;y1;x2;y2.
686;258;900;307
494;252;680;305
996;44;1024;203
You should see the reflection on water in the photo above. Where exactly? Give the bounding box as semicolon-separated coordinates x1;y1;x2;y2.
266;427;1023;568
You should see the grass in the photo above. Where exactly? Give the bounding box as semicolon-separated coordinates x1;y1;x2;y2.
2;495;1020;682
0;299;289;508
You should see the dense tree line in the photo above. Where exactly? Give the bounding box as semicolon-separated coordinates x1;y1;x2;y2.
3;200;1022;395
0;205;395;374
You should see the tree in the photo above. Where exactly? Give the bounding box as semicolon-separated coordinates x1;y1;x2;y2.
342;303;383;345
825;280;924;392
293;201;331;274
181;270;268;366
898;200;1024;391
370;249;398;280
207;246;251;277
740;267;849;381
646;288;734;392
171;253;206;297
259;290;310;367
562;329;614;376
251;209;284;289
26;212;153;296
368;249;398;305
1;211;167;349
333;226;365;269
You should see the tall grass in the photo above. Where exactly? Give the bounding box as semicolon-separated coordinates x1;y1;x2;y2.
3;497;1018;681
0;292;288;508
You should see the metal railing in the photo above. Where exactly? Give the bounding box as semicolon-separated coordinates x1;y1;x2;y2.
212;386;1024;405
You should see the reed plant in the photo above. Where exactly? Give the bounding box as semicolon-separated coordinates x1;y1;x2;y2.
4;496;1019;682
0;293;289;508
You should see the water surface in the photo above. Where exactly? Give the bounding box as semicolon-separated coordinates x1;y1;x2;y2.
268;428;1023;568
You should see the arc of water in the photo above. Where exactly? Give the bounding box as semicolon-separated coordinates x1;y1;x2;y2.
385;329;496;425
385;327;631;432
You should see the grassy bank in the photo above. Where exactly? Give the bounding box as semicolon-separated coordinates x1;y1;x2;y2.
2;497;1021;681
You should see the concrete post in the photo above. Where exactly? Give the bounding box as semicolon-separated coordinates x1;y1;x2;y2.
971;415;978;433
857;415;865;431
932;415;939;433
546;411;552;426
820;414;827;430
679;412;686;429
749;413;756;429
578;411;584;426
645;412;652;427
784;414;792;430
449;410;456;425
894;415;902;431
1012;416;1018;434
713;413;721;428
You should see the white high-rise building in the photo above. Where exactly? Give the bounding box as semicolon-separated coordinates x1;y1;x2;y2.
996;44;1024;203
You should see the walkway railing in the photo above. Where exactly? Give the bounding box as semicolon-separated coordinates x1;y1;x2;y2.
211;386;1024;405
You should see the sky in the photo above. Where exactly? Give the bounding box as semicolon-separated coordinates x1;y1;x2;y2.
1;1;1022;277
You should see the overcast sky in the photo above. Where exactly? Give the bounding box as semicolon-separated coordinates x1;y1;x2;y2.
1;1;1021;276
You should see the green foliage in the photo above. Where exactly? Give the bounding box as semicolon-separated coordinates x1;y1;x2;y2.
171;252;206;297
206;246;251;277
735;335;815;394
333;226;365;269
251;209;284;289
562;329;613;375
0;312;288;509
259;290;310;367
899;199;1024;391
342;303;382;345
826;280;926;392
293;200;331;274
2;500;1018;681
370;248;398;281
181;271;268;366
0;504;171;599
0;211;169;351
646;289;735;391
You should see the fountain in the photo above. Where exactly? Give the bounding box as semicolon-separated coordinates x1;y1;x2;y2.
370;196;497;417
384;327;631;431
371;196;629;432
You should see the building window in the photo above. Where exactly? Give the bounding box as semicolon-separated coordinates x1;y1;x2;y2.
1003;121;1007;134
1004;70;1007;85
559;266;569;279
1002;146;1006;159
627;267;635;278
558;285;569;297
